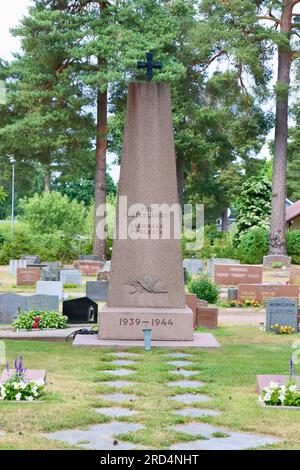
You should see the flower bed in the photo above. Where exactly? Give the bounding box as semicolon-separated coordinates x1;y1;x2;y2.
218;299;263;308
0;357;45;402
259;381;300;408
270;324;296;335
12;310;68;331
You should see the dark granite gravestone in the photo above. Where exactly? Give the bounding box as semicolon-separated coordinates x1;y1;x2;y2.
63;297;98;324
78;255;100;261
26;294;59;312
266;297;298;332
86;281;109;302
0;293;59;324
41;264;60;281
21;255;41;265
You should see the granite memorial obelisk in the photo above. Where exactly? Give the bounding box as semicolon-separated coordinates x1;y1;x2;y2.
99;54;193;341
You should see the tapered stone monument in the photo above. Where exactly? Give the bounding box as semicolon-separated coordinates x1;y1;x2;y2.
99;80;193;341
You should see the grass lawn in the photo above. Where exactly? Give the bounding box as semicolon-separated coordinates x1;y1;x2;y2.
0;325;300;450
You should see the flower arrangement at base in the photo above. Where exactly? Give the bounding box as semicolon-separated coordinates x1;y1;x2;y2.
12;310;68;331
0;356;45;402
259;381;300;407
219;299;262;308
271;324;296;335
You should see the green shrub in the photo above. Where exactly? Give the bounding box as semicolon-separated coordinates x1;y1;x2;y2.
237;227;269;264
0;231;33;264
188;275;220;304
19;191;87;236
286;230;300;264
12;310;68;331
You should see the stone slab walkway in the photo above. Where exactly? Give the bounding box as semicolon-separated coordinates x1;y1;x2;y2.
100;381;137;389
44;422;143;450
170;422;280;450
43;349;281;451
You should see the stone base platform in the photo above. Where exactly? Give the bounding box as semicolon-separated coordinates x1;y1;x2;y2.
72;332;220;349
99;306;194;341
257;374;300;393
0;326;92;342
1;369;46;384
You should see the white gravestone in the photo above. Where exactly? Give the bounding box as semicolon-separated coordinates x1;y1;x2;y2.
36;281;64;301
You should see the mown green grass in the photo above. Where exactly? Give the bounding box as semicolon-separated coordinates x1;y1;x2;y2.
0;325;299;449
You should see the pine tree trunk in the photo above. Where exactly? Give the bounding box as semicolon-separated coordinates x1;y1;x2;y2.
269;1;293;255
221;209;228;232
93;87;107;261
44;166;50;192
176;154;184;210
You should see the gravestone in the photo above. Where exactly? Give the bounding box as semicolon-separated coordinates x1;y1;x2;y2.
41;264;60;282
86;281;109;302
263;255;291;269
196;307;218;329
214;264;262;286
9;259;27;276
185;293;198;326
21;255;41;265
63;297;98;324
291;267;300;286
36;281;63;300
227;287;238;302
0;293;59;324
17;267;41;286
183;259;203;276
266;297;298;332
207;258;240;277
78;255;99;261
25;294;59;312
238;284;299;304
73;260;103;276
99;80;193;341
60;269;82;286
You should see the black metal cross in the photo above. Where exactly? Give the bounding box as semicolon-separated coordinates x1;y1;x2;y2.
137;52;162;81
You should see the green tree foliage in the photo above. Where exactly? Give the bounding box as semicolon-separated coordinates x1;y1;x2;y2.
52;174;116;206
19;191;87;236
0;3;95;191
287;101;300;201
234;177;272;243
237;226;269;264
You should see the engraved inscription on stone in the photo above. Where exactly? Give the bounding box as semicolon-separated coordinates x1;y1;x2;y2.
266;297;298;332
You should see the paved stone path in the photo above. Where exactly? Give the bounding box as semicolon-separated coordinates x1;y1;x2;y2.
44;350;280;450
95;407;138;418
44;422;143;450
170;369;199;377
100;369;136;376
167;380;205;388
111;360;137;366
169;422;280;450
97;393;137;403
100;380;137;389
